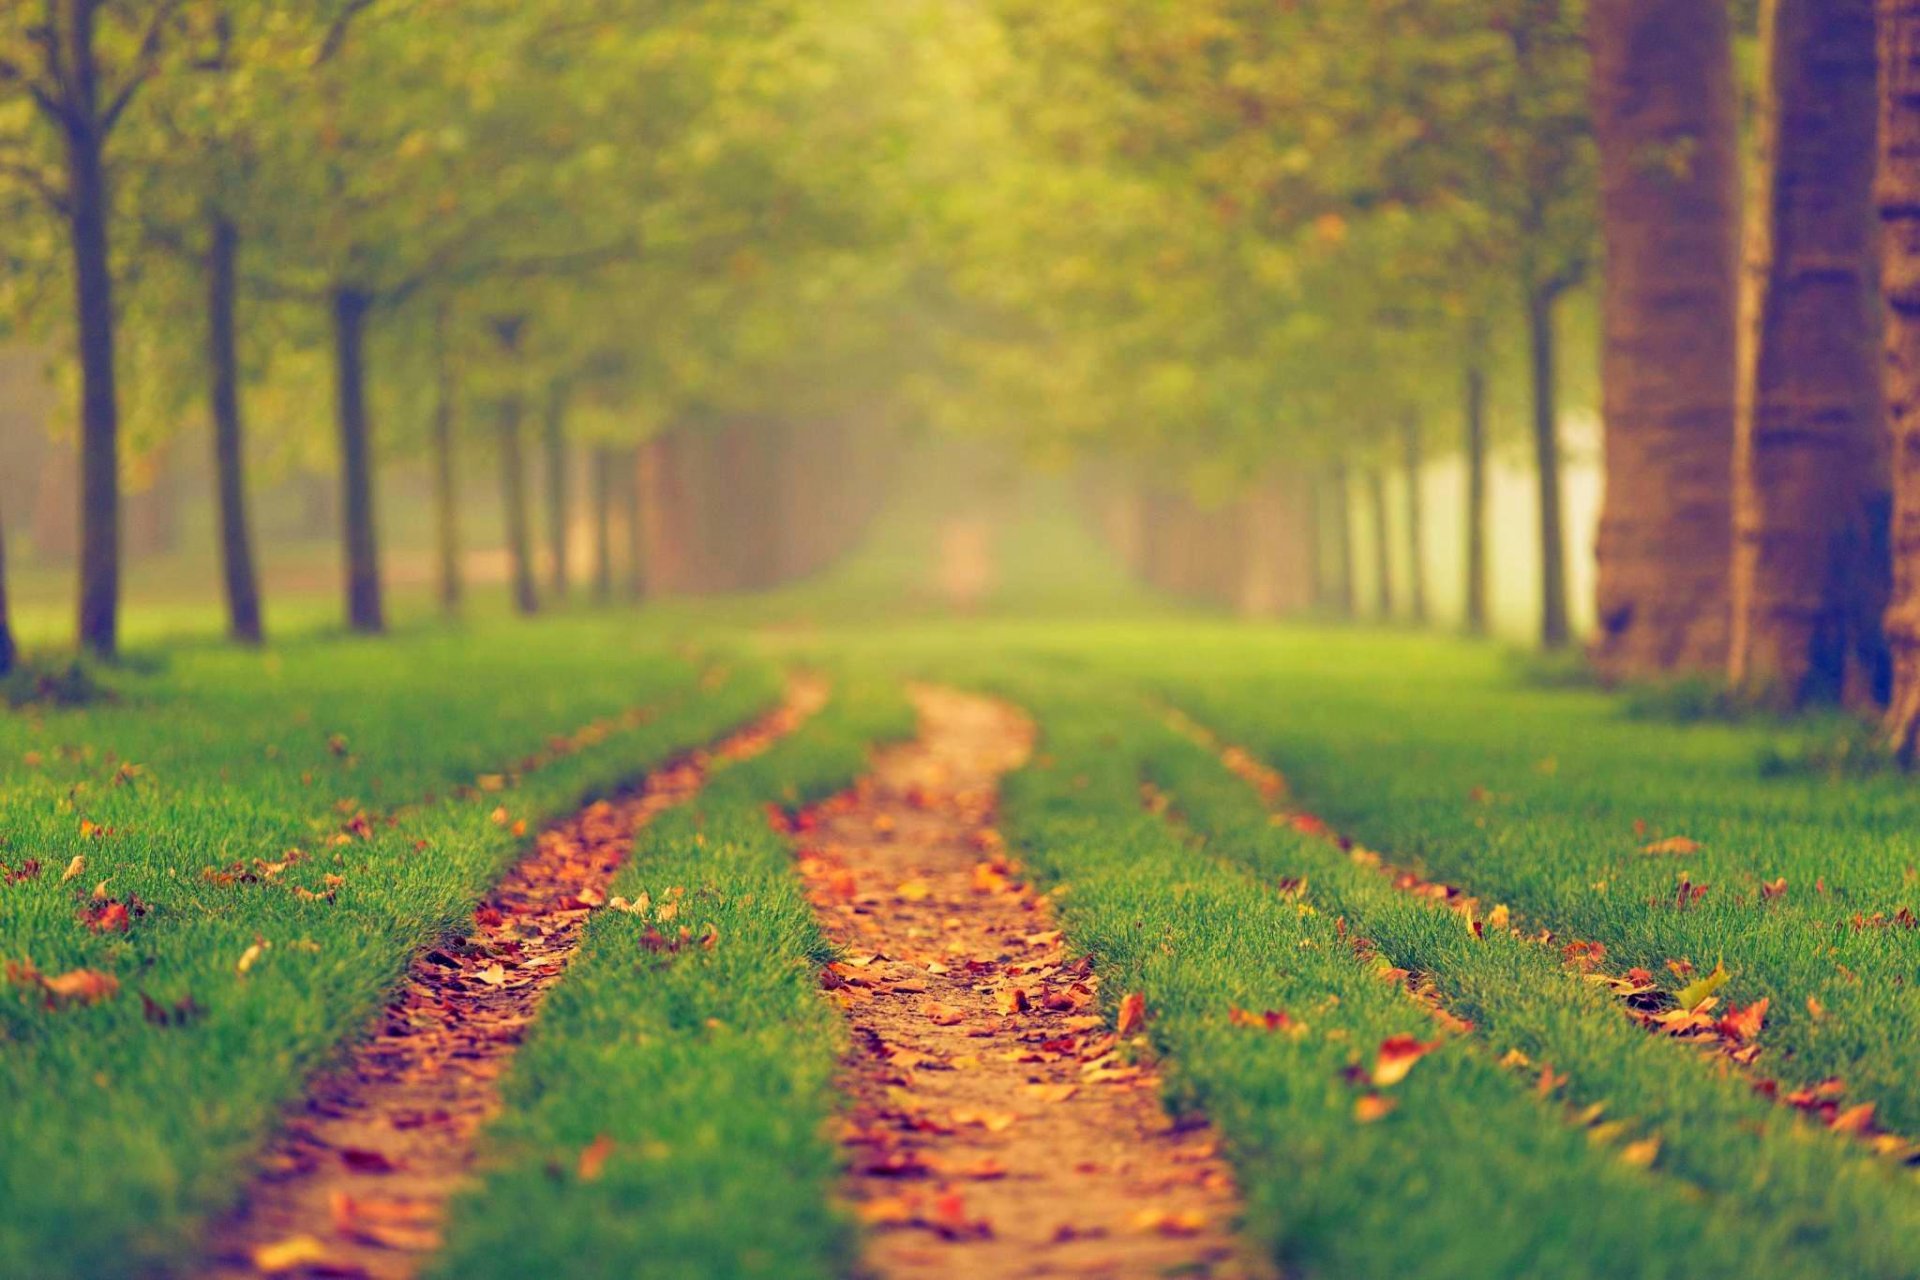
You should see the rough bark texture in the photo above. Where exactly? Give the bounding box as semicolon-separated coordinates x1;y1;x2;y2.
497;395;537;616
431;309;461;615
1879;0;1920;755
1464;362;1490;635
1328;464;1356;617
62;3;119;659
591;445;614;604
332;287;384;634
1368;467;1392;618
542;382;570;599
1528;288;1571;649
1589;0;1742;675
207;216;263;644
1733;0;1886;707
1402;416;1428;625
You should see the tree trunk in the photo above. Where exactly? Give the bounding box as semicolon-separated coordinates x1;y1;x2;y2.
1305;475;1326;610
591;445;614;604
543;381;570;600
0;505;14;677
61;23;119;660
1328;464;1355;617
1589;0;1741;677
332;287;384;634
431;304;461;615
1528;286;1571;649
497;395;537;616
1464;359;1490;635
1402;415;1427;625
624;444;648;602
207;215;263;644
1368;467;1392;618
1733;0;1885;707
1877;0;1920;755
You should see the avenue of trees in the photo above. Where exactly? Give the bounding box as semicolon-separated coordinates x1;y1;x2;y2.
4;2;1920;748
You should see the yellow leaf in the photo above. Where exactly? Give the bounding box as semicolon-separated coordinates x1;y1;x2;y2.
1675;959;1729;1011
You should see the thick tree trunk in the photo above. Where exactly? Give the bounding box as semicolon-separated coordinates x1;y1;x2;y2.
1878;0;1920;755
63;68;119;659
0;507;14;676
1368;467;1392;618
1589;0;1741;676
624;444;649;602
1733;0;1885;707
543;382;570;600
1328;464;1355;617
1402;415;1427;625
591;445;614;604
1464;360;1490;635
1528;287;1571;649
497;395;537;616
431;306;461;615
207;216;263;644
332;287;384;634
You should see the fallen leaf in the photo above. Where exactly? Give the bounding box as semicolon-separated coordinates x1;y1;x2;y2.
1130;1208;1208;1237
42;968;119;1005
1642;836;1700;855
60;855;85;884
578;1134;615;1181
1620;1136;1661;1168
250;1235;332;1274
1372;1034;1441;1087
1675;959;1729;1011
924;1001;965;1026
895;878;932;901
473;963;508;987
1354;1093;1397;1123
1831;1101;1877;1135
1716;997;1768;1043
1116;991;1147;1036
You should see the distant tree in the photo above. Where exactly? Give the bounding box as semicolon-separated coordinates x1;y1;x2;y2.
1878;0;1920;757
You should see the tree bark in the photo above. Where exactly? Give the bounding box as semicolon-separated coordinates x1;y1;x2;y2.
1589;0;1742;676
624;444;649;602
591;445;614;604
332;287;384;634
1402;415;1427;625
1368;467;1392;618
497;394;537;616
1528;286;1571;649
542;381;570;600
1733;0;1885;707
1878;0;1920;755
0;505;15;677
431;304;461;615
1328;464;1355;617
61;3;120;660
207;215;263;644
1464;359;1490;635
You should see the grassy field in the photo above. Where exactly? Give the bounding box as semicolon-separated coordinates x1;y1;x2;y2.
4;504;1919;1277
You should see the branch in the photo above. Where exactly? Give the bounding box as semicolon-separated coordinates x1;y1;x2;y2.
314;0;378;66
0;155;69;217
100;0;187;134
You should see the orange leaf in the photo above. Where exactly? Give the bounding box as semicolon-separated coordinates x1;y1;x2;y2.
42;968;119;1005
1117;991;1147;1036
578;1134;615;1181
1372;1034;1441;1086
1354;1093;1397;1123
1641;836;1700;855
1715;997;1768;1043
924;1001;965;1026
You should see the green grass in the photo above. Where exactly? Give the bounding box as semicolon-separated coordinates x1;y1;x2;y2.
432;675;914;1280
0;615;784;1277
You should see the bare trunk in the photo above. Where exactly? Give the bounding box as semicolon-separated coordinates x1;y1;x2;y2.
497;395;537;616
543;382;570;600
1529;287;1571;649
1328;464;1355;617
207;215;263;644
1733;0;1885;707
1368;467;1392;618
1878;0;1920;755
590;446;613;604
1464;360;1490;635
1589;0;1741;676
332;287;384;634
61;23;119;659
625;444;649;602
431;306;461;615
1402;415;1427;625
0;507;14;676
1305;475;1326;609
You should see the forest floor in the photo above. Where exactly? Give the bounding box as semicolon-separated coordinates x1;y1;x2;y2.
4;502;1920;1279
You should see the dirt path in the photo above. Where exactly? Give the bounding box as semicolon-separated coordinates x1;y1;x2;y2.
793;687;1255;1278
205;680;826;1279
